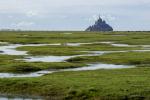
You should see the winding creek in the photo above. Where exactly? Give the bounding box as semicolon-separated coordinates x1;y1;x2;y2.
0;42;150;78
0;63;134;78
0;41;150;99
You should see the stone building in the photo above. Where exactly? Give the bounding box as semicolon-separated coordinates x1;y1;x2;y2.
86;17;113;31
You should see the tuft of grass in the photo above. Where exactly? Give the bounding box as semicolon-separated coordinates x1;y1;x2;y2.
11;63;42;73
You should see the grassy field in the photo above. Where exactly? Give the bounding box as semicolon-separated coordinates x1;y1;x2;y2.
0;31;150;44
0;31;150;100
1;68;150;100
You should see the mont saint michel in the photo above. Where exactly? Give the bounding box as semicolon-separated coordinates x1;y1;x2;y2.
86;17;113;31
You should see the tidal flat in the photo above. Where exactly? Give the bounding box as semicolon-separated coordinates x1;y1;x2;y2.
0;31;150;100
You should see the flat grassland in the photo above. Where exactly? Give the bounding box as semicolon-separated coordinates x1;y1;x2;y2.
0;31;150;100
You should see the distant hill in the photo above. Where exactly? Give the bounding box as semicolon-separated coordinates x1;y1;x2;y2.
86;17;113;31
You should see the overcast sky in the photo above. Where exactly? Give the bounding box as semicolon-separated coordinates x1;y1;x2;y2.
0;0;150;31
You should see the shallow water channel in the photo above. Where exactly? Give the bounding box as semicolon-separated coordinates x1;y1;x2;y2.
0;42;150;78
0;63;134;78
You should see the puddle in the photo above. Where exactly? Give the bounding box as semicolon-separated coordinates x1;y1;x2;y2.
88;50;150;55
100;42;114;44
65;43;93;46
111;43;131;47
63;33;72;34
22;35;29;37
130;50;150;52
0;97;42;100
87;51;126;55
21;56;74;62
0;70;55;78
100;41;132;47
100;41;150;48
0;44;28;55
0;43;61;55
19;51;107;62
110;35;126;36
62;63;134;71
0;63;134;78
0;95;43;100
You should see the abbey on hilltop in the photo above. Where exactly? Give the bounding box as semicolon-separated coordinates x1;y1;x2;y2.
86;16;113;31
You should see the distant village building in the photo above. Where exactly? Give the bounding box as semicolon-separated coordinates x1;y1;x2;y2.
86;16;113;31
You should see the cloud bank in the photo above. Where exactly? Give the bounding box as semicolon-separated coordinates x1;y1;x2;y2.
0;0;150;31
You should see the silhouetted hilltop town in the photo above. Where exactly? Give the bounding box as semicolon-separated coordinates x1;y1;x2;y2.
86;16;113;31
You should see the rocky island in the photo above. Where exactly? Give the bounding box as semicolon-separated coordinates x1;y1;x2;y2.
86;16;113;31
